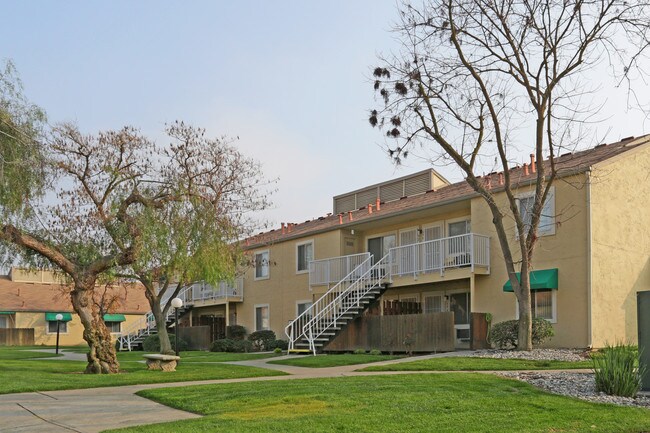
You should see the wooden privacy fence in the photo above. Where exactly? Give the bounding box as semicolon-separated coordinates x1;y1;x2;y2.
0;328;34;346
325;312;455;353
177;326;211;351
383;300;422;315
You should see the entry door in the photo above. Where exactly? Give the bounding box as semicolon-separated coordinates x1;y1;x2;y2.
398;229;418;274
447;220;471;261
367;234;395;263
449;292;471;346
422;224;443;271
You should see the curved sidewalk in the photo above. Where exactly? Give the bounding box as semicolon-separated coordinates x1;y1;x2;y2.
0;351;592;433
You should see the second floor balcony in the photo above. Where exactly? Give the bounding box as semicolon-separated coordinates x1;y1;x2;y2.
309;233;490;287
179;278;244;306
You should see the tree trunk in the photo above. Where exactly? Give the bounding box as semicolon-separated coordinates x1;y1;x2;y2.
70;286;120;374
515;270;534;351
151;303;173;355
142;282;173;355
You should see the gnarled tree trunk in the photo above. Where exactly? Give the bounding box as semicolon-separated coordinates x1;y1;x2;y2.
70;286;120;374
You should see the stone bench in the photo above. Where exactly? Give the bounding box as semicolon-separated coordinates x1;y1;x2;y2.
143;354;181;372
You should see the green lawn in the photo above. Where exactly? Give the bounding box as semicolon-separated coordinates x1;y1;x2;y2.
268;354;402;368
115;350;280;363
106;374;650;433
359;357;593;371
0;347;284;395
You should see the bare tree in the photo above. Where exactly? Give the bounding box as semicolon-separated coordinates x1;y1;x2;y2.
0;122;266;373
120;122;271;355
370;0;650;349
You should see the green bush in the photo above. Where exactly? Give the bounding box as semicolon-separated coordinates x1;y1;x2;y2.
369;349;382;356
271;339;289;351
248;330;277;351
210;338;253;353
226;325;247;340
142;334;188;353
490;318;554;349
353;348;367;355
593;343;645;397
273;347;283;354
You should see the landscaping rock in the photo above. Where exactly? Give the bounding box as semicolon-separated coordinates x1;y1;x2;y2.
498;371;650;409
472;348;587;362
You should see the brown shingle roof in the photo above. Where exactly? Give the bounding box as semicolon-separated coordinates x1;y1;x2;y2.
245;135;650;248
0;276;149;314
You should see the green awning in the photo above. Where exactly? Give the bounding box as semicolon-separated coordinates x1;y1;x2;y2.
103;314;126;322
0;311;14;315
503;268;558;292
45;312;72;322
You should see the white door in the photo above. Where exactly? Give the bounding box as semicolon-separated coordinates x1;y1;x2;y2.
398;228;418;275
422;224;443;271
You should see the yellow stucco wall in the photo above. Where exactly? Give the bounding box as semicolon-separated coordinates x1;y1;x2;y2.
14;312;145;346
471;173;591;348
236;230;344;337
589;142;650;347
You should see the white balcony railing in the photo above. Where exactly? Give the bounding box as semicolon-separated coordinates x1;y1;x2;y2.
309;252;371;286
181;278;244;304
389;233;490;277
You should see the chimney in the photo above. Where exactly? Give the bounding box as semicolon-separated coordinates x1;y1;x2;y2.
530;154;536;173
348;211;354;221
368;204;373;214
485;175;492;190
281;223;286;234
498;172;504;185
245;238;250;246
376;197;381;211
338;214;343;224
523;163;529;176
288;223;293;233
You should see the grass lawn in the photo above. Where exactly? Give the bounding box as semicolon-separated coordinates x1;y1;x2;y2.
0;347;284;395
268;353;403;368
114;350;280;363
359;357;593;372
106;374;650;433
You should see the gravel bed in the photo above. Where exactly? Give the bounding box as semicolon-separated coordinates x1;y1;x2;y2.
472;348;588;362
498;371;650;409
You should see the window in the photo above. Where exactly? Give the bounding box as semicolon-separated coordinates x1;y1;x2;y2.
47;321;67;333
296;241;314;273
254;250;270;280
297;301;313;318
424;295;444;313
255;305;270;330
516;289;557;323
0;316;7;328
105;321;121;333
517;187;555;236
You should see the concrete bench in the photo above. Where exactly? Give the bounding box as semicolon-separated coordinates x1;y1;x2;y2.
143;354;181;372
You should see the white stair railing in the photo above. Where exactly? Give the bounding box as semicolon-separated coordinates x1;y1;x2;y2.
116;285;192;351
303;254;392;354
309;252;371;286
285;256;373;351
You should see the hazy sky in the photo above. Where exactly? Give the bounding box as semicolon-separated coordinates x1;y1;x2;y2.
2;1;648;228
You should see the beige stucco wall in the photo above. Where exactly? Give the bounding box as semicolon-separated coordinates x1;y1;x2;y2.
589;142;650;347
237;230;344;338
471;173;591;348
14;312;145;346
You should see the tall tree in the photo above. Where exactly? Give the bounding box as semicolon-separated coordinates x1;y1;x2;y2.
121;122;271;355
0;122;263;373
370;0;650;349
0;60;47;214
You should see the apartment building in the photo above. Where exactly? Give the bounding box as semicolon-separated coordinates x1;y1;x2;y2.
0;268;148;346
128;135;650;352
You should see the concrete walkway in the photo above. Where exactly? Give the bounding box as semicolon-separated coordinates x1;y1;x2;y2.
0;351;591;433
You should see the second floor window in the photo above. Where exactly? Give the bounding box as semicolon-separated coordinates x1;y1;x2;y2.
255;250;269;279
296;241;313;273
517;187;555;236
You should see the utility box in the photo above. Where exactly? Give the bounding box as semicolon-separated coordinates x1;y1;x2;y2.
638;291;650;392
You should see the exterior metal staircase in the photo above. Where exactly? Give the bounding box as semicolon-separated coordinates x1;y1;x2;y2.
285;254;392;354
116;285;192;351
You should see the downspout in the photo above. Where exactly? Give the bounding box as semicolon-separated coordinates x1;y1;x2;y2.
586;169;593;349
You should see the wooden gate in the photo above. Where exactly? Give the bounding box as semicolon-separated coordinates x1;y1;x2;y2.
198;315;226;342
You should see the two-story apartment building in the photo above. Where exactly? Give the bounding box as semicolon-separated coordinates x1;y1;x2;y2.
144;135;650;352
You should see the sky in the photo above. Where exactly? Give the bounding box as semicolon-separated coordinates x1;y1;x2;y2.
2;1;649;229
